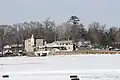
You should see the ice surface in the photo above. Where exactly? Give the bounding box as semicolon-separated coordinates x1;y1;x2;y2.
0;54;120;80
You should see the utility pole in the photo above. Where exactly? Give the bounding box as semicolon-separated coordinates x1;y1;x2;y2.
53;20;56;42
17;26;20;54
54;26;56;42
22;33;25;52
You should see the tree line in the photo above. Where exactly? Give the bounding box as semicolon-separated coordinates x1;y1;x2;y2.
0;16;120;49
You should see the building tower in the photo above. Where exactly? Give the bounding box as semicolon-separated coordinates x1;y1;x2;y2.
31;34;35;46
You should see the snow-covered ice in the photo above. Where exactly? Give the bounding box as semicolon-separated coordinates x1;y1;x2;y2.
0;54;120;80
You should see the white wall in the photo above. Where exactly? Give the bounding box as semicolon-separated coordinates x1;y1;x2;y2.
25;39;34;52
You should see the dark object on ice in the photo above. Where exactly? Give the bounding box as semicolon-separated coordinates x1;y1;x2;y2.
2;75;9;78
71;78;80;80
70;75;78;78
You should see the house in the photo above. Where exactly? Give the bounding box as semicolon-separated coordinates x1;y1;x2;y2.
4;44;24;54
54;41;73;51
45;40;73;51
35;39;44;48
24;35;35;52
24;34;44;52
11;44;23;53
4;45;12;54
77;41;91;50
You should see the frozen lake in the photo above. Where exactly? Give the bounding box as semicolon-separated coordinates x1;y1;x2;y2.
1;54;120;80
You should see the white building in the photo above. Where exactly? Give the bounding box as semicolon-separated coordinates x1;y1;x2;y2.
24;34;44;52
11;44;23;53
3;45;12;54
55;41;73;51
46;40;73;51
36;39;44;48
25;35;35;52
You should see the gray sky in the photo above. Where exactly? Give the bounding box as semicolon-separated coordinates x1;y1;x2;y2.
0;0;120;27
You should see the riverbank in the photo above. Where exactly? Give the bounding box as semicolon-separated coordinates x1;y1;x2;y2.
55;50;120;55
13;50;120;57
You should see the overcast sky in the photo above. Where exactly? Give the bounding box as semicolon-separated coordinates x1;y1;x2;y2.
0;0;120;27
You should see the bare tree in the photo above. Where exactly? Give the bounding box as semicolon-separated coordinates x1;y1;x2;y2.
88;22;107;45
43;18;56;42
0;25;8;56
56;22;72;40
